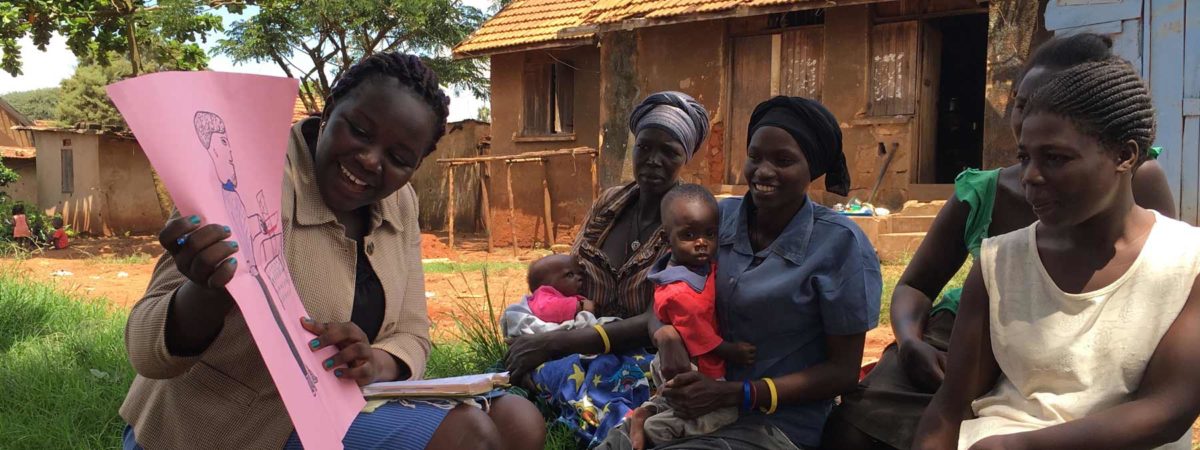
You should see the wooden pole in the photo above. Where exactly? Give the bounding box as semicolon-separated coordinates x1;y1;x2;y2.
478;162;493;253
590;153;600;202
540;159;554;247
506;162;518;257
436;147;596;165
446;165;455;250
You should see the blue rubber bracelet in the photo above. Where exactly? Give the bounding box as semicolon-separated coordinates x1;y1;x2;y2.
742;380;752;411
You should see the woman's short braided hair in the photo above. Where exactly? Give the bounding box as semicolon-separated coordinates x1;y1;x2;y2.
1025;58;1156;163
323;52;451;155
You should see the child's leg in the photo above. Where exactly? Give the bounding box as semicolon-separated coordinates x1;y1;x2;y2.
629;404;654;450
687;406;738;435
643;404;738;445
641;399;688;446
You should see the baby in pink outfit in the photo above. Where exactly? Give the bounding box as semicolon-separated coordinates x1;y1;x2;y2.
525;254;595;323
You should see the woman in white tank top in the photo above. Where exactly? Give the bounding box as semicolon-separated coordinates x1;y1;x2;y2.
912;58;1200;450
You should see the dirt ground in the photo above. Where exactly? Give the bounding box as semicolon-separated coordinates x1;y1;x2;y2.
2;234;892;353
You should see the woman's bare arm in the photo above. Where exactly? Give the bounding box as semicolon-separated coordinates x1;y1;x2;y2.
912;265;1001;450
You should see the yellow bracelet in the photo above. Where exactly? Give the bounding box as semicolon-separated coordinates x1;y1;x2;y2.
593;324;611;354
760;378;778;415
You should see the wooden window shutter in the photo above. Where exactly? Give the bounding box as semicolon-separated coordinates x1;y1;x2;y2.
523;63;551;134
780;28;825;99
869;21;919;116
553;62;575;134
61;148;74;194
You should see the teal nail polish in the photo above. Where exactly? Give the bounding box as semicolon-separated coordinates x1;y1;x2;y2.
188;215;200;224
222;226;231;233
309;339;320;348
229;241;238;249
324;359;334;369
228;258;237;265
334;369;344;378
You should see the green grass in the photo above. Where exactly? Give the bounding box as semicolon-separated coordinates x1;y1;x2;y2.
544;422;578;450
0;269;578;449
878;259;970;327
422;260;527;274
0;271;132;450
96;253;154;265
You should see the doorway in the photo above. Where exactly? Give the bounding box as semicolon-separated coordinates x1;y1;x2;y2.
916;13;988;184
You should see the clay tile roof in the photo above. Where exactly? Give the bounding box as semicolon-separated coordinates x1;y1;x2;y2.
456;0;821;57
582;0;741;24
0;145;35;159
292;96;324;124
454;0;597;57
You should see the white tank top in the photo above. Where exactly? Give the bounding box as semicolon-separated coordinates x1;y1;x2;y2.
959;212;1200;449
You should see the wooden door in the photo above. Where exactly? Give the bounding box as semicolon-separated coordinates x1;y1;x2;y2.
916;22;941;184
726;35;773;185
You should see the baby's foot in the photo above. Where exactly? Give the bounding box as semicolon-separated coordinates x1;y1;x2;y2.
629;406;654;450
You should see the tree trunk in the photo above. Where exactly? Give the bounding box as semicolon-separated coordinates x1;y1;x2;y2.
126;17;141;76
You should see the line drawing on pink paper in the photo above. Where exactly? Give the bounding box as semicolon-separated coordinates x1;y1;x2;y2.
194;110;319;395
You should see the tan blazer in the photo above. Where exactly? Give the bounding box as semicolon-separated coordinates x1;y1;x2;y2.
120;119;431;449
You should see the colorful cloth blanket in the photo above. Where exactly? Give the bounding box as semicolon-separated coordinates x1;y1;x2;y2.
531;350;655;448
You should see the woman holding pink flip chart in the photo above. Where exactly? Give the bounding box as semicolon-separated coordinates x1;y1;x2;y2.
120;53;545;450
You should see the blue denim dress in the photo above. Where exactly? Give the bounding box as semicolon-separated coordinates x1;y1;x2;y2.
715;195;882;448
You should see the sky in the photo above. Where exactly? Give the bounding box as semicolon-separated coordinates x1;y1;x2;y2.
0;1;491;121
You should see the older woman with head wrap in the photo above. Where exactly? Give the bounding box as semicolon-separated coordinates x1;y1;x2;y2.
504;91;711;444
598;96;881;450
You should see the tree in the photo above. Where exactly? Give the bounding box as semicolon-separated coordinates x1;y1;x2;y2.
0;159;18;202
1;88;61;122
56;53;175;129
476;106;490;122
216;0;489;112
0;0;238;77
57;57;134;129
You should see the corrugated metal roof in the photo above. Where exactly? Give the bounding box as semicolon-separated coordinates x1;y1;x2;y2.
0;145;35;159
455;0;822;57
0;98;32;127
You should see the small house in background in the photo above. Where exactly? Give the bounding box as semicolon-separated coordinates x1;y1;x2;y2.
15;125;167;236
0;146;37;205
410;119;492;232
0;97;38;205
455;0;1054;240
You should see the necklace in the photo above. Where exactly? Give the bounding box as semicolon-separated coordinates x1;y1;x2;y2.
628;204;657;254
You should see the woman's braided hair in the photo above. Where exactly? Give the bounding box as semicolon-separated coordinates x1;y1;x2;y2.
323;52;451;156
1024;58;1156;164
1025;33;1113;74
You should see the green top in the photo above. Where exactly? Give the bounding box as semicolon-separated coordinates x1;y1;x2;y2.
929;168;1000;317
924;147;1163;316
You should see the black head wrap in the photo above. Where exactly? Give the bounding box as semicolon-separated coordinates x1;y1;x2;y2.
747;96;850;196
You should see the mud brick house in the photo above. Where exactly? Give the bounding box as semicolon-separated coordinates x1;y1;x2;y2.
454;0;1057;242
0;97;37;205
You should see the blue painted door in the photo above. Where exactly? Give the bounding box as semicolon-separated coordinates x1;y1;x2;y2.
1149;0;1189;222
1046;0;1199;224
1180;0;1199;223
